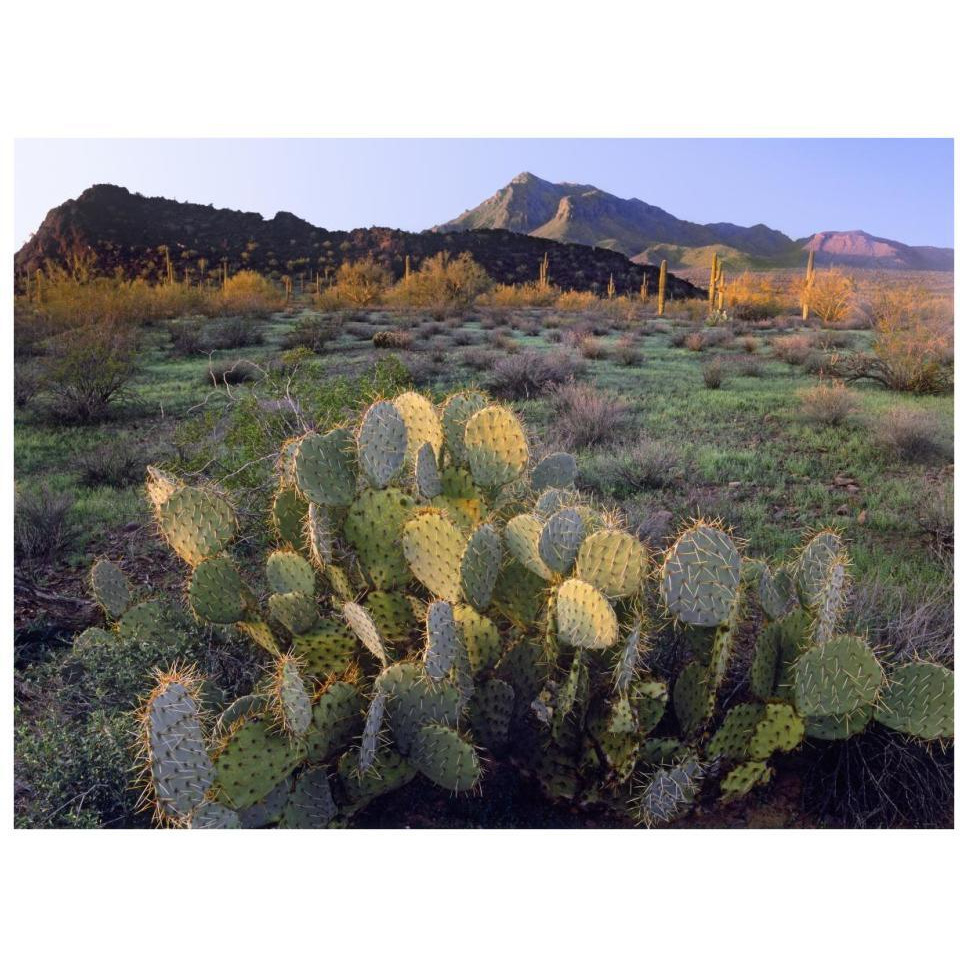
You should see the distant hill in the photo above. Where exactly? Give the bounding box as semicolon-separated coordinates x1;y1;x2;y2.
14;184;703;299
437;172;953;272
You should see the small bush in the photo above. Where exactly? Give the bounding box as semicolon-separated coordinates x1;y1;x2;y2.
373;330;413;350
685;332;705;352
805;269;856;326
735;356;765;378
205;317;265;350
331;258;392;307
739;335;760;354
547;382;630;449
459;346;499;371
284;314;338;353
611;337;645;367
14;485;76;570
669;330;687;348
219;270;283;317
14;363;42;409
205;358;263;386
873;407;949;463
578;441;679;497
487;349;583;400
77;444;149;488
579;336;610;360
772;333;814;366
797;379;857;425
701;358;729;389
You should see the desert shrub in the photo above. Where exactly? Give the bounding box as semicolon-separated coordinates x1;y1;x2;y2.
168;318;207;355
579;336;610;360
872;407;949;463
726;272;788;319
491;331;520;354
39;322;138;424
483;282;558;308
14;362;42;409
14;484;76;569
555;290;600;313
397;252;493;318
547;382;631;448
283;314;338;352
815;329;853;350
204;316;265;350
734;356;765;378
545;329;563;344
611;337;645;366
701;327;734;348
802;351;831;376
578;441;679;497
77;444;150;488
459;346;499;371
343;321;375;340
219;270;282;317
669;330;687;348
797;379;857;425
450;328;475;346
205;358;263;386
330;257;392;307
701;358;729;389
372;329;413;350
685;332;705;352
487;349;582;400
918;481;954;565
806;269;856;326
868;298;952;394
739;335;759;354
772;333;814;366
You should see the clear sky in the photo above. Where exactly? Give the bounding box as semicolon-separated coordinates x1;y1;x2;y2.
14;138;954;249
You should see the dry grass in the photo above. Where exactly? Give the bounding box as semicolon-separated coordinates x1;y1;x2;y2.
487;349;583;400
772;333;814;365
872;407;949;463
701;357;730;389
796;379;857;425
547;382;631;449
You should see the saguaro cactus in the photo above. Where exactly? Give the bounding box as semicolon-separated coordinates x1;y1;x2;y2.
708;251;719;309
802;249;815;321
657;260;667;316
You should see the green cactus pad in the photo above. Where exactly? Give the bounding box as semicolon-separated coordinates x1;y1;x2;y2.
811;556;848;644
365;591;416;642
530;452;577;492
438;466;486;531
215;717;306;809
188;557;249;624
492;557;547;627
403;511;467;601
425;600;458;680
410;723;481;793
357;400;407;488
323;563;356;601
636;757;703;827
415;442;443;499
535;488;569;517
344;488;415;591
89;559;130;619
294;427;357;507
275;657;313;737
673;661;717;737
146;680;215;822
217;694;270;733
266;550;316;596
272;487;308;552
359;691;387;774
794;635;883;718
377;662;460;754
705;703;765;761
459;524;501;611
441;391;487;466
393;391;443;463
556;578;618;650
640;738;685;765
757;564;796;620
237;617;281;657
73;626;114;653
269;591;318;635
633;680;669;735
795;530;843;609
720;761;772;801
464;405;529;489
453;603;502;675
496;639;547;719
576;529;648;600
281;766;338;828
875;662;954;740
292;620;357;678
337;748;417;811
238;778;291;828
306;682;364;761
748;703;804;760
749;621;781;700
660;521;741;627
118;601;175;643
342;602;389;665
188;802;241;829
157;485;238;566
469;679;515;747
538;508;586;575
304;503;333;570
805;705;874;740
504;513;553;580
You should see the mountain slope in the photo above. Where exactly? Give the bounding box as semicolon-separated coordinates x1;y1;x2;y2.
15;184;703;298
437;172;953;271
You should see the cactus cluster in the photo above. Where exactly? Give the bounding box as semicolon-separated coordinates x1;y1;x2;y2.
79;389;954;828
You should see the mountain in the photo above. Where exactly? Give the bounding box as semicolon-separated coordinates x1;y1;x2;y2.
14;184;703;299
437;172;953;271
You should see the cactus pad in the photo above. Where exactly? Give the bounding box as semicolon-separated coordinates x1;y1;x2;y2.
392;391;443;462
306;682;364;761
338;748;417;811
425;600;458;680
293;620;357;678
403;511;467;601
304;503;333;570
757;564;796;620
344;488;415;590
576;530;648;600
720;761;772;801
538;508;586;575
706;703;765;761
215;718;306;809
189;802;241;829
470;679;515;746
157;485;238;566
342;602;389;665
357;400;407;488
440;391;487;465
269;591;317;635
795;530;843;608
189;557;249;624
377;662;460;754
272;656;313;737
272;487;308;552
673;661;717;737
464;405;529;489
556;578;618;650
294;427;357;507
454;603;502;674
805;705;874;741
90;559;130;619
660;521;741;627
875;662;954;740
531;452;577;492
281;766;338;828
364;591;415;641
410;723;481;792
794;635;883;718
359;691;387;774
459;524;501;611
636;757;703;827
613;621;649;696
504;513;553;581
748;703;804;760
266;550;316;596
415;442;443;499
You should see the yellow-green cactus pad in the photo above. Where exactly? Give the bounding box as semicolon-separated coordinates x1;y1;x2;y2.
875;662;953;740
294;427;357;507
189;556;249;624
344;488;415;590
214;717;306;809
343;601;389;665
720;761;772;801
392;391;443;463
794;635;883;718
504;513;553;581
293;619;357;679
266;549;316;596
268;591;318;635
403;511;467;601
576;529;648;599
463;405;529;489
555;578;618;650
272;487;308;552
454;603;502;674
441;391;486;465
410;723;481;793
157;485;237;566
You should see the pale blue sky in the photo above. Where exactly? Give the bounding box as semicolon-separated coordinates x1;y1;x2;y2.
14;138;954;249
